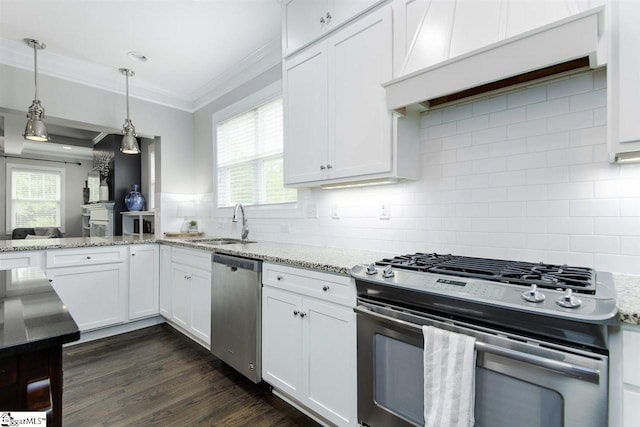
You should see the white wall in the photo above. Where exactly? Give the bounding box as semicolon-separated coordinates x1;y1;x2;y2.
204;68;640;275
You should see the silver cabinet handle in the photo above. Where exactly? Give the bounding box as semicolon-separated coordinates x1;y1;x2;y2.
322;285;330;292
320;16;326;24
325;12;331;23
326;164;333;169
320;165;326;170
86;256;91;259
277;275;283;281
131;253;136;256
299;312;307;318
293;310;300;316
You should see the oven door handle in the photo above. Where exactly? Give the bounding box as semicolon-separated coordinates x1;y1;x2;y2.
355;305;601;382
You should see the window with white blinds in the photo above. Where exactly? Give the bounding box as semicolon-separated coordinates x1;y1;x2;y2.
217;97;296;207
6;164;65;232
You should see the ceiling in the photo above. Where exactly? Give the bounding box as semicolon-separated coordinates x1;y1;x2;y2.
0;0;282;112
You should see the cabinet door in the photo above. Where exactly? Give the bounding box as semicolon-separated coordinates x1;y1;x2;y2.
328;6;393;179
262;287;304;397
189;267;211;345
303;298;357;426
283;0;329;55
128;245;159;320
159;245;172;319
0;251;44;269
171;263;190;330
283;44;329;185
47;263;127;331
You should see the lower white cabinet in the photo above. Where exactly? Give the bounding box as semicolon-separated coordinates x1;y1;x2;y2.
262;263;357;426
622;326;640;426
169;248;211;347
159;245;172;319
128;244;159;320
0;251;44;269
47;258;127;331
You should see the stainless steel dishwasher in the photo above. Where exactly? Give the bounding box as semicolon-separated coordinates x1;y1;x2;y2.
211;253;262;383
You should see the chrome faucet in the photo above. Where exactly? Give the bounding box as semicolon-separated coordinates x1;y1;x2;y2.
232;203;249;241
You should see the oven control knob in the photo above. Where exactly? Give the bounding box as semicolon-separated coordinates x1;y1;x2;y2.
556;288;582;308
366;263;378;275
382;265;395;279
522;284;545;303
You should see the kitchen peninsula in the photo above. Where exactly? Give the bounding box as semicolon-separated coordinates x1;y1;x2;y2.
0;267;80;426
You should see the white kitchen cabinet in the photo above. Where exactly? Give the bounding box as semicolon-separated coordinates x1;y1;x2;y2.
607;0;640;161
262;263;357;426
282;0;383;57
284;5;418;187
128;244;159;320
169;247;211;347
0;251;44;269
159;245;172;319
46;249;127;331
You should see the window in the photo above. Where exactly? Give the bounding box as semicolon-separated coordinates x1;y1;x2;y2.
6;164;65;232
216;96;296;208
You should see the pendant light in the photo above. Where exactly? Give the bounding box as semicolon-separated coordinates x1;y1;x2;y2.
119;68;140;154
23;38;49;142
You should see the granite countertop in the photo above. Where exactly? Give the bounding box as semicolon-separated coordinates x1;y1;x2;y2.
0;267;80;355
163;238;394;275
612;274;640;326
0;235;157;252
2;235;639;325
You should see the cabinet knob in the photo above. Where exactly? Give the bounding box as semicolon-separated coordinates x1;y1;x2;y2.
326;164;333;169
293;309;300;316
277;275;283;281
325;12;332;23
86;256;91;259
320;16;326;24
320;165;326;170
131;253;136;257
299;312;307;318
322;285;330;292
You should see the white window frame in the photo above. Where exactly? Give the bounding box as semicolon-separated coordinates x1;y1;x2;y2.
213;81;302;218
5;163;66;234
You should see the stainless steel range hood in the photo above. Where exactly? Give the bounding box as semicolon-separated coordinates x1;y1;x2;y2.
384;3;606;112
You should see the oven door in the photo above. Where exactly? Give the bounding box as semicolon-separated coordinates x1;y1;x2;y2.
355;301;608;427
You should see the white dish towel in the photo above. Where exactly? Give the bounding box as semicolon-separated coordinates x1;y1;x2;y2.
423;325;477;427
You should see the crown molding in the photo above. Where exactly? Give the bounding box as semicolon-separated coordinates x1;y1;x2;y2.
0;37;283;113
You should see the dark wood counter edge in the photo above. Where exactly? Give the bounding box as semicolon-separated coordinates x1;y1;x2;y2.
0;330;81;359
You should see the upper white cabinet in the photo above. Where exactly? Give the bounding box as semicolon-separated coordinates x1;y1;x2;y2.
607;0;640;161
284;5;420;187
282;0;383;57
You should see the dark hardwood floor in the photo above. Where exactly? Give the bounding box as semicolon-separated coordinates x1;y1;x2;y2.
62;324;320;426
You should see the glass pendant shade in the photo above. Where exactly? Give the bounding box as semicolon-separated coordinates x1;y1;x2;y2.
23;39;49;142
119;68;140;154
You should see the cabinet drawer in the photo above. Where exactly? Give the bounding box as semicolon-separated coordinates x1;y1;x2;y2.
263;262;354;307
171;247;212;271
0;251;44;269
46;246;126;268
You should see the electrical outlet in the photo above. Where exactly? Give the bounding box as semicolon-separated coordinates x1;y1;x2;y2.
331;205;340;219
306;202;318;219
379;202;390;220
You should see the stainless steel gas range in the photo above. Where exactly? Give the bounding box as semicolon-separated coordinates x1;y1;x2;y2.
352;253;618;427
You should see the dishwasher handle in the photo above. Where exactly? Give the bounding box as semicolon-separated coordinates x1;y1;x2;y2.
212;253;261;272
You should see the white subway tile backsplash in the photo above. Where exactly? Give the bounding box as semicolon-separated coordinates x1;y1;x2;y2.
594;217;640;236
457;115;489;134
507;118;547;139
526;132;569;153
473;126;508;145
547;73;593;99
570;89;606;112
620;237;640;255
593;106;607;126
442;133;472;150
571;235;619;254
473;157;508;174
507;85;547;108
426;121;457;139
456;144;488;162
621;199;640;216
546;146;594;167
473;95;507;116
487;232;526;248
456;203;489;217
489;171;527;187
526;166;569;185
488;201;526;217
526;200;570;217
489;107;526;127
547;182;594;200
507;217;547;233
526;97;569;120
526;234;570;251
548;217;594;235
595;254;640;275
547;110;593;133
472;217;510;232
570;199;620;217
547;251;594;267
421;111;442;128
507;185;548;201
569;163;620;182
488;138;527;157
569;126;606;147
456;174;489;189
507;152;547;170
471;188;508;203
442;103;473;123
442;161;474;177
594;179;640;198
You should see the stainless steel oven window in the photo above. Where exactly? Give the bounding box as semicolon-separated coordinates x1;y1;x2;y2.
374;334;424;425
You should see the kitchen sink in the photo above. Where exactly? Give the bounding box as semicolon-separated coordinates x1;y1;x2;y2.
191;238;257;245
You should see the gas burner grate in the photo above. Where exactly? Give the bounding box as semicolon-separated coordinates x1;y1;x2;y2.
377;254;596;294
